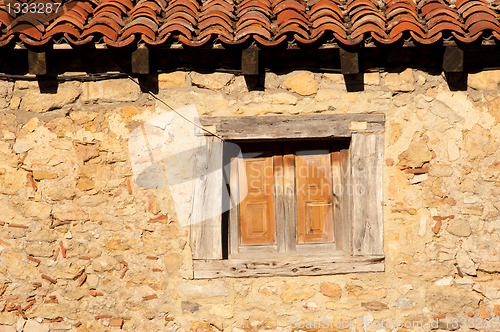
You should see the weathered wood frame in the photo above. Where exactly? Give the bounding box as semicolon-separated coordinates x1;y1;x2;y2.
190;113;385;278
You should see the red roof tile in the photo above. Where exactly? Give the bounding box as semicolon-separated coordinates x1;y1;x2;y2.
3;0;500;48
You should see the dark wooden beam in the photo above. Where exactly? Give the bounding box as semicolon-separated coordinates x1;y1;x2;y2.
339;48;359;75
443;46;463;73
241;47;260;75
132;45;149;74
28;51;48;75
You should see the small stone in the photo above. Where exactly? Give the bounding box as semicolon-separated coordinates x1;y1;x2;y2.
447;219;472;237
435;276;453;286
398;136;433;168
178;281;228;299
364;72;380;85
23;117;39;132
65;232;72;239
53;209;89;221
385;69;415;92
302;302;319;312
16;318;27;331
81;79;140;103
164;252;183;273
361;301;389;311
320;282;342;298
25;243;54;257
69;111;97;125
209;304;233;319
44;186;77;201
109;319;123;327
26;229;57;242
9;96;20;110
478;261;500;273
13;139;32;154
190;73;233;91
159;72;186;89
21;87;80;113
322;73;344;84
0;312;17;325
464;196;481;204
181;301;200;313
24;201;51;220
464;124;494;160
280;283;315;303
429;164;453;177
267;92;298;105
258;286;277;296
284;72;318;96
32;170;57;180
86;274;99;290
63;287;88;301
4;253;38;280
454;277;474;285
233;283;250;297
410;174;428;184
395;298;414;309
417;75;426;85
22;320;49;332
92;256;120;272
77;180;95;191
468;70;500;90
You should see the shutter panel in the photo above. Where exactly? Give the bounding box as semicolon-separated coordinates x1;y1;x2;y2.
351;134;384;256
296;153;333;243
331;149;351;252
238;156;275;245
190;136;225;260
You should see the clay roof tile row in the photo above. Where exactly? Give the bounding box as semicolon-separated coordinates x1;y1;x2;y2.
2;0;500;48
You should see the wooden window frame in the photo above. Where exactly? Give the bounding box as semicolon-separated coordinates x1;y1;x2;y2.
190;114;385;279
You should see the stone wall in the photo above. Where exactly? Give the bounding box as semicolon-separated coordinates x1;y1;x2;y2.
1;68;500;332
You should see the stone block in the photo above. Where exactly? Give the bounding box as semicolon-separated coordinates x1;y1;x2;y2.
398;136;433;168
190;73;233;91
447;219;472;237
384;69;415;92
320;282;342;298
468;70;500;90
178;281;228;298
81;79;140;103
284;72;318;95
159;72;187;89
280;283;315;303
21;87;80;113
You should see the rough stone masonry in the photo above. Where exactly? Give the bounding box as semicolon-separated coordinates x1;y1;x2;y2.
1;68;500;331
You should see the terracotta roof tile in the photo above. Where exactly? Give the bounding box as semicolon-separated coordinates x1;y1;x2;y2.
3;0;500;48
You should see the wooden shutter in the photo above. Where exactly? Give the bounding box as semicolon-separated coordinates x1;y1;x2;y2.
331;148;351;252
238;156;275;245
190;136;224;259
351;134;384;256
295;152;333;243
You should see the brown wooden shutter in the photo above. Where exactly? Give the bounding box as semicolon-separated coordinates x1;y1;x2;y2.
351;134;384;256
238;156;275;245
190;136;224;259
295;152;334;243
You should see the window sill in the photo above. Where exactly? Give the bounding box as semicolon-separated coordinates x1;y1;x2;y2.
192;255;384;279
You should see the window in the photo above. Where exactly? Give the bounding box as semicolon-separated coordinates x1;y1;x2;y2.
190;114;385;278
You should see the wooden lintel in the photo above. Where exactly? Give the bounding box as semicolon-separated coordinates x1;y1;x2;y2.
132;46;150;74
443;46;464;73
200;114;385;140
339;48;359;75
193;255;384;279
241;47;260;75
28;50;48;75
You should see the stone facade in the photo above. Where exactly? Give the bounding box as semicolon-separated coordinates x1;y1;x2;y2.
0;68;500;332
